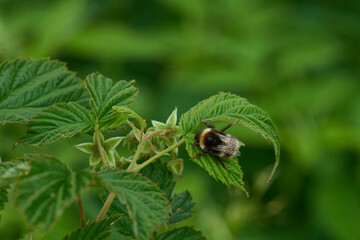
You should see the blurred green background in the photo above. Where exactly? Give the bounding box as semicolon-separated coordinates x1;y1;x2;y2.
1;0;360;239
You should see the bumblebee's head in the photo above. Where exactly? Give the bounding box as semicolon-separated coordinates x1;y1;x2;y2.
195;131;202;143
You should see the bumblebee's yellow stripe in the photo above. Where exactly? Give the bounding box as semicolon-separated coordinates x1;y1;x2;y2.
199;128;212;149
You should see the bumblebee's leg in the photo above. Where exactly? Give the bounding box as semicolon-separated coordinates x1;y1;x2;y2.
214;155;230;174
191;150;209;160
189;142;201;153
220;121;239;133
189;142;200;147
201;120;215;129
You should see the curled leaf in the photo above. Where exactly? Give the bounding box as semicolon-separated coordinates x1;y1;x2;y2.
179;92;280;187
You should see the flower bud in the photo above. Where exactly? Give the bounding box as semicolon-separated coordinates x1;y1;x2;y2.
167;158;184;176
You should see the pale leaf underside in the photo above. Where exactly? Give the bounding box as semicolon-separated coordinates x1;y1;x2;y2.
0;158;30;186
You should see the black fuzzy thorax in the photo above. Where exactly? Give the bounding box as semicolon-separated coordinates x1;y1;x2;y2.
204;130;223;147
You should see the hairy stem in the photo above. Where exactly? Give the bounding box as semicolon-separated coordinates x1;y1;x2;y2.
126;120;141;137
77;194;86;228
95;125;107;166
143;130;164;141
96;192;116;222
127;120;144;171
163;136;177;160
95;125;115;222
132;138;185;172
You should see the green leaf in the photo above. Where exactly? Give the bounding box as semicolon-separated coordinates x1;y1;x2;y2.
0;186;8;223
179;92;280;184
169;191;195;225
140;161;176;201
167;159;184;176
98;168;170;240
75;168;92;193
151;108;180;131
113;106;146;129
151;120;166;130
186;144;247;191
155;227;206;240
0;157;33;220
19;102;94;146
15;155;91;229
113;214;134;239
166;107;178;126
101;136;125;167
99;193;134;239
75;142;99;164
63;217;115;240
0;58;88;125
98;112;128;131
18;231;34;240
0;157;30;186
85;73;138;130
0;186;8;212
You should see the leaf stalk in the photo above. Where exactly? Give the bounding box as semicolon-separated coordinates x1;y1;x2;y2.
96;191;116;222
127;120;144;171
77;194;86;228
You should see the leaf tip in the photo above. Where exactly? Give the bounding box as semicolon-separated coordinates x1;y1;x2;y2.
266;156;279;183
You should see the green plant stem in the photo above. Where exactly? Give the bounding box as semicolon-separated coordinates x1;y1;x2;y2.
95;125;115;222
95;125;107;166
163;136;177;160
127;121;144;171
126;120;141;137
77;194;86;228
132;138;185;172
96;191;116;222
143;130;164;141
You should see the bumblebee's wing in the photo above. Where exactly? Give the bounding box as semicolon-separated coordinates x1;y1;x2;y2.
210;134;244;157
208;143;229;153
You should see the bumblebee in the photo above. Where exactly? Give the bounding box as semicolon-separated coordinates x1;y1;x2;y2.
192;120;244;173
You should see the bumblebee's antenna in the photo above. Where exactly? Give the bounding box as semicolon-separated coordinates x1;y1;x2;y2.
220;120;239;133
201;120;215;128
